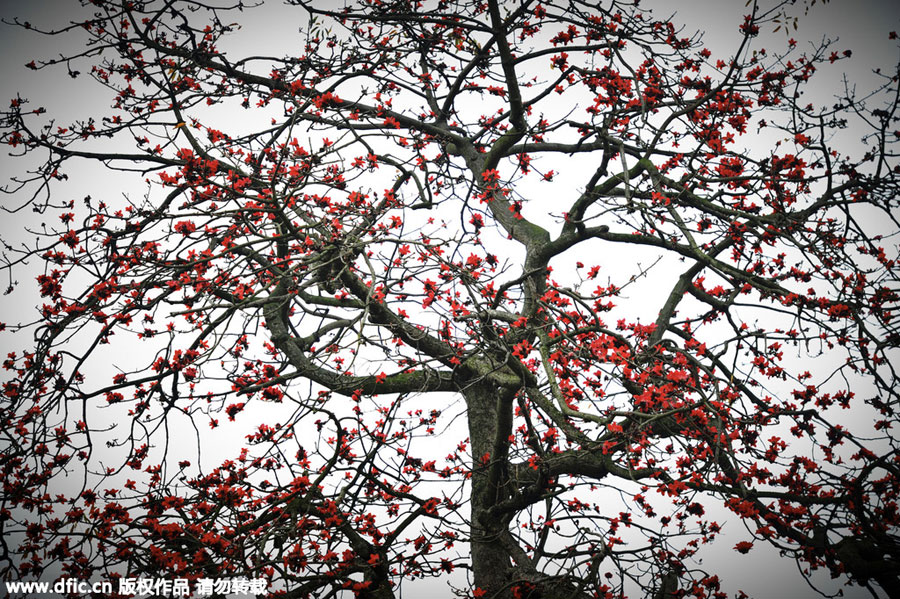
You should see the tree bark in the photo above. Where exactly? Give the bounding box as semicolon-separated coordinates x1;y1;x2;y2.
465;380;515;596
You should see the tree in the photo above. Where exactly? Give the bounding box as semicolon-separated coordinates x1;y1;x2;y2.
1;1;898;598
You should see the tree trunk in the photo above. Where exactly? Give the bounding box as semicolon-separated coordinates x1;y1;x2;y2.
464;381;514;597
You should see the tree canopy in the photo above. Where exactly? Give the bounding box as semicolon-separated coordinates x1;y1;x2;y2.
1;1;899;598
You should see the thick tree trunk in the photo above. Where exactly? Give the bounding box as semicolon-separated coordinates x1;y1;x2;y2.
462;380;598;599
464;381;514;597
